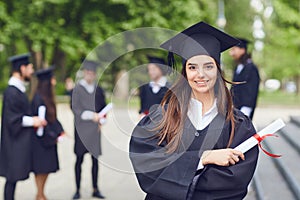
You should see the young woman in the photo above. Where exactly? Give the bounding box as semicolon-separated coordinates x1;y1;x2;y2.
130;22;259;200
31;67;64;200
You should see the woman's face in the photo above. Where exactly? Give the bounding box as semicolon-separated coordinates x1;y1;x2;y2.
51;77;57;87
185;55;218;96
147;63;163;81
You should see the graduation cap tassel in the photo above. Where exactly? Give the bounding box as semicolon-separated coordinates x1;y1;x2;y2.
167;52;176;72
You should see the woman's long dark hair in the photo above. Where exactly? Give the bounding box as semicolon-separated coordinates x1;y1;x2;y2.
156;60;236;153
238;52;251;65
37;78;57;123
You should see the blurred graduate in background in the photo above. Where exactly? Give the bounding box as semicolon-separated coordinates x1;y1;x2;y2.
71;60;106;199
31;67;65;200
230;38;260;120
0;53;46;200
139;56;170;118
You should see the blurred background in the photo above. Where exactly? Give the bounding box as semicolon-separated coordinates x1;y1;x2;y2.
0;0;300;200
0;0;299;101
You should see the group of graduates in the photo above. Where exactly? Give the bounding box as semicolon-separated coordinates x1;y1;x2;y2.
0;21;261;200
0;55;106;200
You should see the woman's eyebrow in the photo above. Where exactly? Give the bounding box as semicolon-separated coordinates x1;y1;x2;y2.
187;62;214;66
203;62;214;65
187;63;198;66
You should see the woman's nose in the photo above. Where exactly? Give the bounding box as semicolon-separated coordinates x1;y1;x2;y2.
196;67;205;77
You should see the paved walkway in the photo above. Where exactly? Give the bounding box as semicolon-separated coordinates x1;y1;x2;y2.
0;104;299;200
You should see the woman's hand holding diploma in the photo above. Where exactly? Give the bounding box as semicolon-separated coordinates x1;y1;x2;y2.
201;149;245;166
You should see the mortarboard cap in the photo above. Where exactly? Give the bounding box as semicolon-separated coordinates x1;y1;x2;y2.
235;38;250;50
35;66;55;80
160;21;240;68
82;60;99;72
147;56;166;66
8;53;31;70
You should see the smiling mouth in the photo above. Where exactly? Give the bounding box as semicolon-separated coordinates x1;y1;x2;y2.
194;80;209;85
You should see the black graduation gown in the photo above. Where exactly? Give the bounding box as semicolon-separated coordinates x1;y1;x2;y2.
71;84;106;157
231;61;260;119
0;86;33;182
130;106;259;200
139;83;170;114
31;94;63;174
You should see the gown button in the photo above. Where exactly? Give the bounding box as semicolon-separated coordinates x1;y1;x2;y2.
195;132;200;137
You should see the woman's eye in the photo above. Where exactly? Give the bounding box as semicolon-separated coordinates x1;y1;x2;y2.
204;65;214;70
188;66;197;70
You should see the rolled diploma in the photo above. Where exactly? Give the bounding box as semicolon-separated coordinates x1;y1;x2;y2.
234;119;285;153
98;103;113;117
37;105;46;137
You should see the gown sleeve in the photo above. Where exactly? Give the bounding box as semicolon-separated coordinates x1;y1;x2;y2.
31;94;44;116
130;106;199;200
71;85;83;117
139;85;146;114
240;64;260;108
193;113;259;199
5;89;29;137
95;87;106;113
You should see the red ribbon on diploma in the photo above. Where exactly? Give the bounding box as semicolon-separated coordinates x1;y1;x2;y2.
253;133;282;158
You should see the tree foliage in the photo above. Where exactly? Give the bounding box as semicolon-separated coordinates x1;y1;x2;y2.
0;0;299;94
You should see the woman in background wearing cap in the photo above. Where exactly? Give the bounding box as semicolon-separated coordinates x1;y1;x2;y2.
31;67;65;200
130;22;258;200
139;56;170;118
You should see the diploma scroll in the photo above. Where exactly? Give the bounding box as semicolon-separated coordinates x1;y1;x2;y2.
37;105;46;137
234;119;285;154
98;103;113;123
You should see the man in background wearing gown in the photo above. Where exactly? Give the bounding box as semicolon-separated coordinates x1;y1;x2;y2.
71;60;106;199
0;53;46;200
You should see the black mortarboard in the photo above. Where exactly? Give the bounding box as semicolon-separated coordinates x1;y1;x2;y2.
147;56;166;66
160;21;240;68
235;38;250;50
35;66;55;80
8;53;31;70
82;60;99;72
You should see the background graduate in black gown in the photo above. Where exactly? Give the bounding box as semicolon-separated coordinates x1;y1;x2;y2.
230;38;260;120
71;60;106;199
139;56;170;118
31;67;65;200
0;53;47;200
130;22;259;200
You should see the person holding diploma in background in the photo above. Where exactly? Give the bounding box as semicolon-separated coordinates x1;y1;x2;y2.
0;53;47;200
229;38;260;120
130;22;259;200
31;67;65;200
71;60;106;199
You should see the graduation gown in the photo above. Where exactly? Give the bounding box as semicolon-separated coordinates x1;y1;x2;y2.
139;83;170;114
130;106;258;200
0;86;33;182
31;94;63;174
71;84;106;157
231;61;260;119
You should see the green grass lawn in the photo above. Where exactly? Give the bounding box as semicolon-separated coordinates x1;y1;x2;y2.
257;90;300;107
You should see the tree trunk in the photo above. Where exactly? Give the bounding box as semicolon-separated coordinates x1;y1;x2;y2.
51;41;66;82
113;69;129;100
